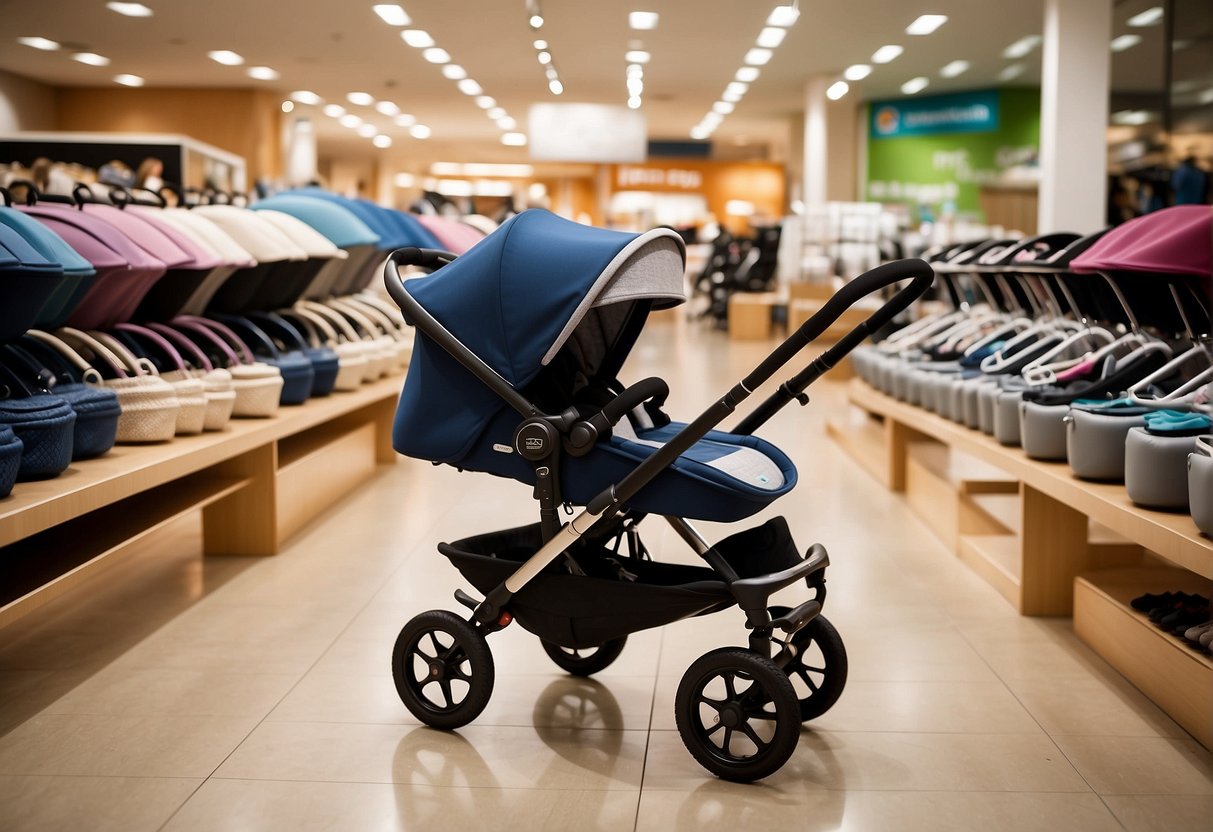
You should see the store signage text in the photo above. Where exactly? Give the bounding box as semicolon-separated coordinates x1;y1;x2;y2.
616;166;703;190
871;90;1000;138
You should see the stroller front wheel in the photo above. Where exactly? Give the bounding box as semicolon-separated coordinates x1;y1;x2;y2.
392;610;494;729
770;608;849;721
540;636;627;676
675;647;800;782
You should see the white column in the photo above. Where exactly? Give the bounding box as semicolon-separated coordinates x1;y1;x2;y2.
1038;0;1111;233
803;75;830;210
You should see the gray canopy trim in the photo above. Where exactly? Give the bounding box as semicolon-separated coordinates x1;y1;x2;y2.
540;228;687;366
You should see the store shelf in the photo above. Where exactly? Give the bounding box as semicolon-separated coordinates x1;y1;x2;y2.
826;412;891;488
958;534;1022;607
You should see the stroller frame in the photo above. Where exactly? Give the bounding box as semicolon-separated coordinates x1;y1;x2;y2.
384;247;933;781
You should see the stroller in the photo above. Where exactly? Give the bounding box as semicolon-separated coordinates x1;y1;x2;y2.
382;210;933;781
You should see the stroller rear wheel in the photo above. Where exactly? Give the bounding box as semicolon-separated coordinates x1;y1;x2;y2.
675;647;800;782
540;636;627;676
392;610;494;729
770;607;848;721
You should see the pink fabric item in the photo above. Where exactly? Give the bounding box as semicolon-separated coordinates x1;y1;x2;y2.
415;214;485;254
1071;205;1211;277
1055;357;1097;383
85;204;224;271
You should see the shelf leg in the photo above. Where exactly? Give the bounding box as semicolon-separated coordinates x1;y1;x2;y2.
372;395;398;465
886;419;909;492
1020;483;1091;616
202;443;279;557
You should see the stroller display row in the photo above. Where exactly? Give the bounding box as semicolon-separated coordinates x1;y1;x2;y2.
382;209;933;781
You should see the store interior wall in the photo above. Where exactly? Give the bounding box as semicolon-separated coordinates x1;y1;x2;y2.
0;69;57;133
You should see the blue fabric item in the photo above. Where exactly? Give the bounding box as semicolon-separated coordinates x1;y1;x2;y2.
0;424;22;497
0;395;76;479
283;189;412;249
0;207;96;329
250;195;380;248
960;341;1003;368
1144;409;1212;435
0;223;63;343
393;210;656;463
357;199;443;249
53;383;120;459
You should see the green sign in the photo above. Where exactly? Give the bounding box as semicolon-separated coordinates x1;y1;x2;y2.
871;90;1000;138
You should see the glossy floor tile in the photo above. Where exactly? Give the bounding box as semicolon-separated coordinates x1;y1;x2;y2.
1;320;1211;830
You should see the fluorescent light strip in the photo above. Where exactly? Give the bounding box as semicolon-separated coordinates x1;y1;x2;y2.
502;132;527;146
1002;35;1040;59
940;60;969;78
906;14;947;35
756;27;786;48
735;66;760;82
1127;7;1163;27
207;50;243;66
744;48;772;65
376;101;400;115
247;66;278;80
73;52;110;66
107;2;153;17
998;63;1024;81
372;4;410;26
114;73;144;86
423;47;450;64
347;91;374;106
826;80;849;100
901;76;929;95
442;64;467;80
844;64;871;81
872;44;903;63
767;5;799;27
1110;34;1141;51
290;90;322;105
629;11;658;30
401;29;434;47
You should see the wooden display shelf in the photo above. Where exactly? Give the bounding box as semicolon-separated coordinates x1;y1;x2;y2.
1075;568;1213;748
958;534;1022;606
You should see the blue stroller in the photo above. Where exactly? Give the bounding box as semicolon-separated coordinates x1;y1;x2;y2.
383;210;933;781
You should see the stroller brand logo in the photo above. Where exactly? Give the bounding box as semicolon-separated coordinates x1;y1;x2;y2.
525;437;544;451
492;443;513;454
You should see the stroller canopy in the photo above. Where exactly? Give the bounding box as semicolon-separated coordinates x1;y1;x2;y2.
1072;205;1211;278
396;209;686;463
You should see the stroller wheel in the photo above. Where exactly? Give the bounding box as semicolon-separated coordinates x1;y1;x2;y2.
675;647;800;782
770;608;848;721
392;610;494;730
540;636;627;676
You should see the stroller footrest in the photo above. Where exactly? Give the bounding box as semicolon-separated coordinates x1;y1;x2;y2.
730;542;829;610
769;598;822;633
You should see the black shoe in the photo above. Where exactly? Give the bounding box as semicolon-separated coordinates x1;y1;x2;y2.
1132;591;1180;611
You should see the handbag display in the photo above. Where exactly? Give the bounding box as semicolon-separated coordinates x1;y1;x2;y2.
0;391;76;480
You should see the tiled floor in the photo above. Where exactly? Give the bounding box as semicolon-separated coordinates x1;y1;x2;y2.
1;319;1210;831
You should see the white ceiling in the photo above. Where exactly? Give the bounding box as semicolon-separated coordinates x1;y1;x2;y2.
0;0;1187;162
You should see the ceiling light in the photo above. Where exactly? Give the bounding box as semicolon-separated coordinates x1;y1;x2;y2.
537;51;552;65
457;78;482;96
410;124;431;139
627;78;643;95
529;14;544;28
394;113;416;127
690;126;709;140
281;100;294;112
372;4;410;26
347;91;374;106
735;67;760;82
401;29;434;48
872;44;904;63
906;14;948;35
375;101;400;115
545;66;558;79
998;63;1024;81
1111;34;1141;51
1002;35;1041;59
843;64;871;81
372;134;392;148
744;48;773;65
496;116;516;130
630;11;659;30
1127;7;1163;27
767;5;800;27
725;82;748;95
207;50;243;66
549;79;564;95
106;2;153;17
357;123;377;138
722;90;742;103
476;95;496;108
502;132;528;146
442;64;468;80
533;39;548;49
323;104;345;117
712;101;734;114
487;107;505;119
625;50;650;64
423;48;450;64
1111;109;1152;125
114;73;144;86
901;76;929;95
395;172;416;187
247;66;278;80
628;96;642;109
1200;88;1213;105
756;27;786;48
73;52;110;66
826;80;850;100
17;36;60;50
626;63;644;77
339;114;362;128
940;60;970;78
290;90;322;105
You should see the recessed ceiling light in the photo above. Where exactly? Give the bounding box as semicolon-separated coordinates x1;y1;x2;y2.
457;78;482;95
394;113;416;127
766;5;800;27
372;4;410;26
626;63;644;77
73;52;110;66
373;134;392;148
1002;35;1041;59
529;14;544;29
722;90;742;103
1111;34;1141;52
114;73;144;86
347;91;374;106
339;114;362;128
357;123;377;138
756;27;786;48
376;100;400;115
423;47;450;64
906;14;948;35
247;66;279;80
844;64;871;81
401;29;434;48
410;124;431;139
690;126;709;140
502;132;528;146
629;11;659;30
442;64;467;80
627;77;643;94
533;39;548;49
735;67;760;82
106;2;153;17
826;80;850;100
281;100;294;112
537;51;552;65
496;115;516;130
323;104;345;117
18;37;60;51
207;50;243;66
1127;7;1163;27
545;66;558;79
487;107;506;119
625;50;650;64
940;60;970;78
628;96;642;109
1199;88;1213;105
712;101;734;114
998;63;1024;81
872;44;903;63
395;172;415;187
290;90;322;105
901;76;929;94
725;82;748;96
548;79;564;95
475;96;496;109
744;48;773;66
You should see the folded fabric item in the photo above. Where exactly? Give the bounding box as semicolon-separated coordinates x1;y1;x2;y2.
0;423;23;497
0;394;76;479
1055;357;1098;383
1071;397;1150;413
1027;350;1169;406
1144;409;1213;437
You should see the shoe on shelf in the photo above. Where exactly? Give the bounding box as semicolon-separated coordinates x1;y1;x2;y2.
1185;620;1213;645
1200;628;1213;652
1131;591;1181;611
1158;604;1211;631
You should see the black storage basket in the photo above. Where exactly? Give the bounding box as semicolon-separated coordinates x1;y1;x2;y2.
440;523;732;648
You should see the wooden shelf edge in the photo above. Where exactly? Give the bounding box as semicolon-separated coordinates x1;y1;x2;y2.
826;417;889;487
958;533;1022;610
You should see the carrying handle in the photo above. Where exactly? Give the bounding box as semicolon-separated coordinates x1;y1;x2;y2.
245;312;310;353
282;307;337;347
54;328;132;379
0;348;40;397
113;323;189;372
209;315;282;359
145;322;215;371
174;316;256;364
24;330;108;384
324;299;383;340
338;298;407;342
298;301;361;343
565;377;670;457
170;319;244;367
89;331;160;376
